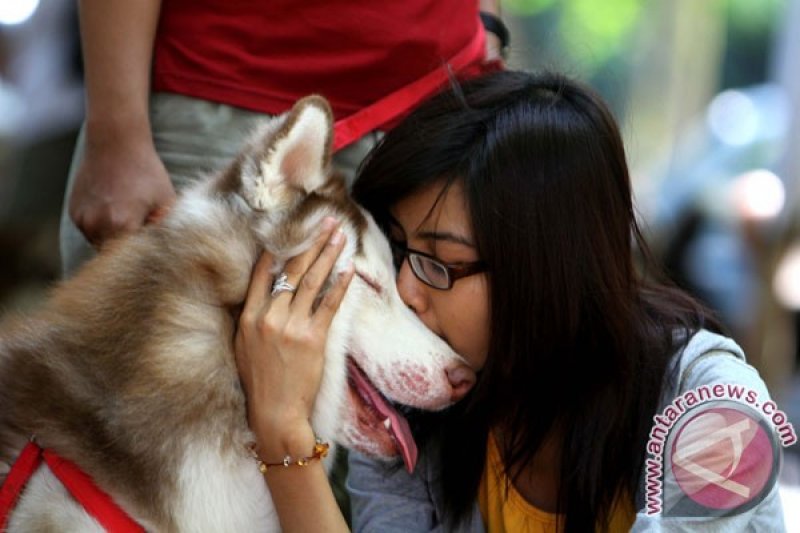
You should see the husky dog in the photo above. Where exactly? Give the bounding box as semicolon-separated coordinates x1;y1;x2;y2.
0;97;473;532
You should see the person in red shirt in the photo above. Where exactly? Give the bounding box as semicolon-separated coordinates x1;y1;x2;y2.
60;0;508;276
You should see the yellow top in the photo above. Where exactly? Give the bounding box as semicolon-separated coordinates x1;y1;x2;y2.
478;436;635;532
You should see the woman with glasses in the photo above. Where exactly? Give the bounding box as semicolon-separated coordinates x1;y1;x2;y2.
234;70;785;531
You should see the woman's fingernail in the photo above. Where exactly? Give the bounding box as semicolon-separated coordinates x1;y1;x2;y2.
330;229;344;245
322;217;337;231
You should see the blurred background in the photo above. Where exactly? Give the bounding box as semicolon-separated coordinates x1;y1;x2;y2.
1;0;799;525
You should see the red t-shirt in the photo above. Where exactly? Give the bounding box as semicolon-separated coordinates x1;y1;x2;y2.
152;0;488;129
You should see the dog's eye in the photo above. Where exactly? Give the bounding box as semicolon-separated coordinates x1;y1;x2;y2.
356;270;383;295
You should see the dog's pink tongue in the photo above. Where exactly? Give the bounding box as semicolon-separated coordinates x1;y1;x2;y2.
349;361;418;473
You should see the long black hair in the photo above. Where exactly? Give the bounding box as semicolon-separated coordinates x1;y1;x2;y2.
352;70;721;532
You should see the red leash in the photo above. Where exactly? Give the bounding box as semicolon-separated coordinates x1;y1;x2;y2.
332;26;492;151
0;440;144;532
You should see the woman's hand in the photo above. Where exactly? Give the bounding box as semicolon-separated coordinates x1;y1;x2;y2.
235;217;355;459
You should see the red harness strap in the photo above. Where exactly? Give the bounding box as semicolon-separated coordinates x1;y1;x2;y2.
332;26;492;152
0;441;144;532
0;441;41;530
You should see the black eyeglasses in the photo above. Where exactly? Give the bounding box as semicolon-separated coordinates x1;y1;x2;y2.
389;239;488;290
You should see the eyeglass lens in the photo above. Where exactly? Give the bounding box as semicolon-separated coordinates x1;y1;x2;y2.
409;254;449;288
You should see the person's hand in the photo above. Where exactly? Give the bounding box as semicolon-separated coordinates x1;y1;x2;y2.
235;217;355;458
69;132;175;247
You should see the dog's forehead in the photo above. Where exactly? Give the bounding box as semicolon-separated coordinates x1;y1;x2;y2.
302;183;367;235
352;215;394;280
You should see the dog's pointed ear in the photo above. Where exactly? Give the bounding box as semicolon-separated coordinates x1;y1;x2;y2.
240;95;334;212
263;95;333;193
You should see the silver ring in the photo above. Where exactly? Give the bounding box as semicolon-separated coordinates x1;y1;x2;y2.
271;273;297;297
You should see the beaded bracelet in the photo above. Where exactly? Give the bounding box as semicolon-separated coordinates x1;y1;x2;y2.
247;439;330;474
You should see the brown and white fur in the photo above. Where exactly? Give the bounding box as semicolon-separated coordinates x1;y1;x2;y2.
0;96;469;532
